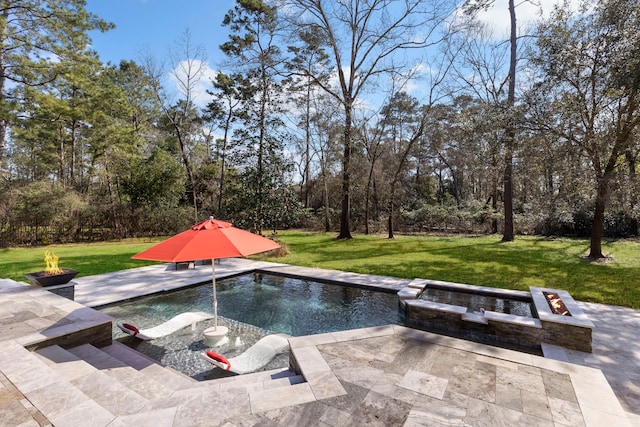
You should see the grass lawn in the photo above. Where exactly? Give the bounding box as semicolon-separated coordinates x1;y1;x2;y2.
263;232;640;309
0;238;164;283
1;231;638;308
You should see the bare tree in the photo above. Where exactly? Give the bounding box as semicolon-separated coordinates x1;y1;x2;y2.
286;26;332;209
142;29;209;222
458;0;519;241
502;0;517;242
281;0;455;238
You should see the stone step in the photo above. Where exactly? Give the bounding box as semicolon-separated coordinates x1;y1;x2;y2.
35;344;98;381
100;340;160;370
139;363;200;391
39;344;153;417
214;367;305;392
67;343;127;370
234;368;302;386
98;341;198;391
66;343;176;399
0;340;116;426
249;381;317;413
70;367;152;417
105;341;305;395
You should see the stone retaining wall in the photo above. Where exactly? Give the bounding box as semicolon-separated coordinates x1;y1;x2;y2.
400;279;593;353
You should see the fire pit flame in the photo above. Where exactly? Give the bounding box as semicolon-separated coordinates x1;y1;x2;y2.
44;250;63;275
544;291;571;316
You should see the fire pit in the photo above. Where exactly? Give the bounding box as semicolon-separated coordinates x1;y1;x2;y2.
543;291;570;316
24;251;78;287
24;269;79;287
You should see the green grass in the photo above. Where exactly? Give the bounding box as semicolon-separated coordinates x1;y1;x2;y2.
0;238;165;283
263;232;640;309
1;232;638;308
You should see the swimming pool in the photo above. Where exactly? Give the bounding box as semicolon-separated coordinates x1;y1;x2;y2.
100;272;401;379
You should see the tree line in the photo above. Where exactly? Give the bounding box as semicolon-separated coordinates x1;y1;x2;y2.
0;0;638;260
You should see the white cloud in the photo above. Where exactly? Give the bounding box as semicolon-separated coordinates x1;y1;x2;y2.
168;59;218;108
470;0;579;39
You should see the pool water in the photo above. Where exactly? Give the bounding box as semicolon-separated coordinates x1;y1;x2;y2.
100;272;401;379
420;288;533;317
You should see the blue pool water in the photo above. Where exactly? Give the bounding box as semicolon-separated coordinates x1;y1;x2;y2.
104;272;401;336
100;272;401;379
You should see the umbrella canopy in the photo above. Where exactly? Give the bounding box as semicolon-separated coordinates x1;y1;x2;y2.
132;218;280;262
132;217;280;330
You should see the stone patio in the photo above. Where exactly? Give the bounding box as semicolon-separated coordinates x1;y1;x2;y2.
0;258;638;426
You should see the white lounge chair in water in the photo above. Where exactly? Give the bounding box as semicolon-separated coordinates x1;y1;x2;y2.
117;311;214;340
201;334;290;374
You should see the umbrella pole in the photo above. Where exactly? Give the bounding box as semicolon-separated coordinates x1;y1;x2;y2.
202;258;228;345
211;259;217;330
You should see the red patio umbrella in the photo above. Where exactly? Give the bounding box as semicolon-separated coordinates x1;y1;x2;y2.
132;217;280;331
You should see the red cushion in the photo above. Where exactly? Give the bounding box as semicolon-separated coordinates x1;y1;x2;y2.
122;323;140;335
206;351;231;370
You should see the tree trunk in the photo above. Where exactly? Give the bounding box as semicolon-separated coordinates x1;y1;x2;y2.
58;123;65;184
322;169;331;232
70;118;78;184
491;181;498;234
105;162;120;234
323;183;331;232
626;150;637;209
388;200;395;239
319;145;331;232
388;179;398;239
0;6;7;162
304;79;312;209
173;124;198;223
502;0;517;242
338;104;353;239
626;150;638;235
254;66;269;235
502;143;514;241
218;108;232;213
364;153;378;235
589;178;607;258
364;190;370;235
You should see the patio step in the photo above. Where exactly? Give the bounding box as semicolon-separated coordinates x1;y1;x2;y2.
100;341;302;394
35;344;98;381
97;341;199;391
64;344;177;400
103;341;306;392
67;343;128;370
34;341;308;423
37;344;154;417
213;367;305;392
100;340;161;370
1;341;116;426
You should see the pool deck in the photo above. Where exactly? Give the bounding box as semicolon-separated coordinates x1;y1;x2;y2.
0;258;638;426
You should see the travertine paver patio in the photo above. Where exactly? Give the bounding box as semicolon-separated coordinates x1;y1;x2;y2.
276;329;624;426
0;258;638;426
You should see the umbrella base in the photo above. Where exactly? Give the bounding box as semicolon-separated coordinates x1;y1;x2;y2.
203;326;229;346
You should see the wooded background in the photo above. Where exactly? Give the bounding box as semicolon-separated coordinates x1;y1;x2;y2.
1;0;638;258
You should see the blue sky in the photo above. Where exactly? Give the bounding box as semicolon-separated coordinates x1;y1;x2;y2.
85;0;564;67
84;0;570;108
86;0;236;66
